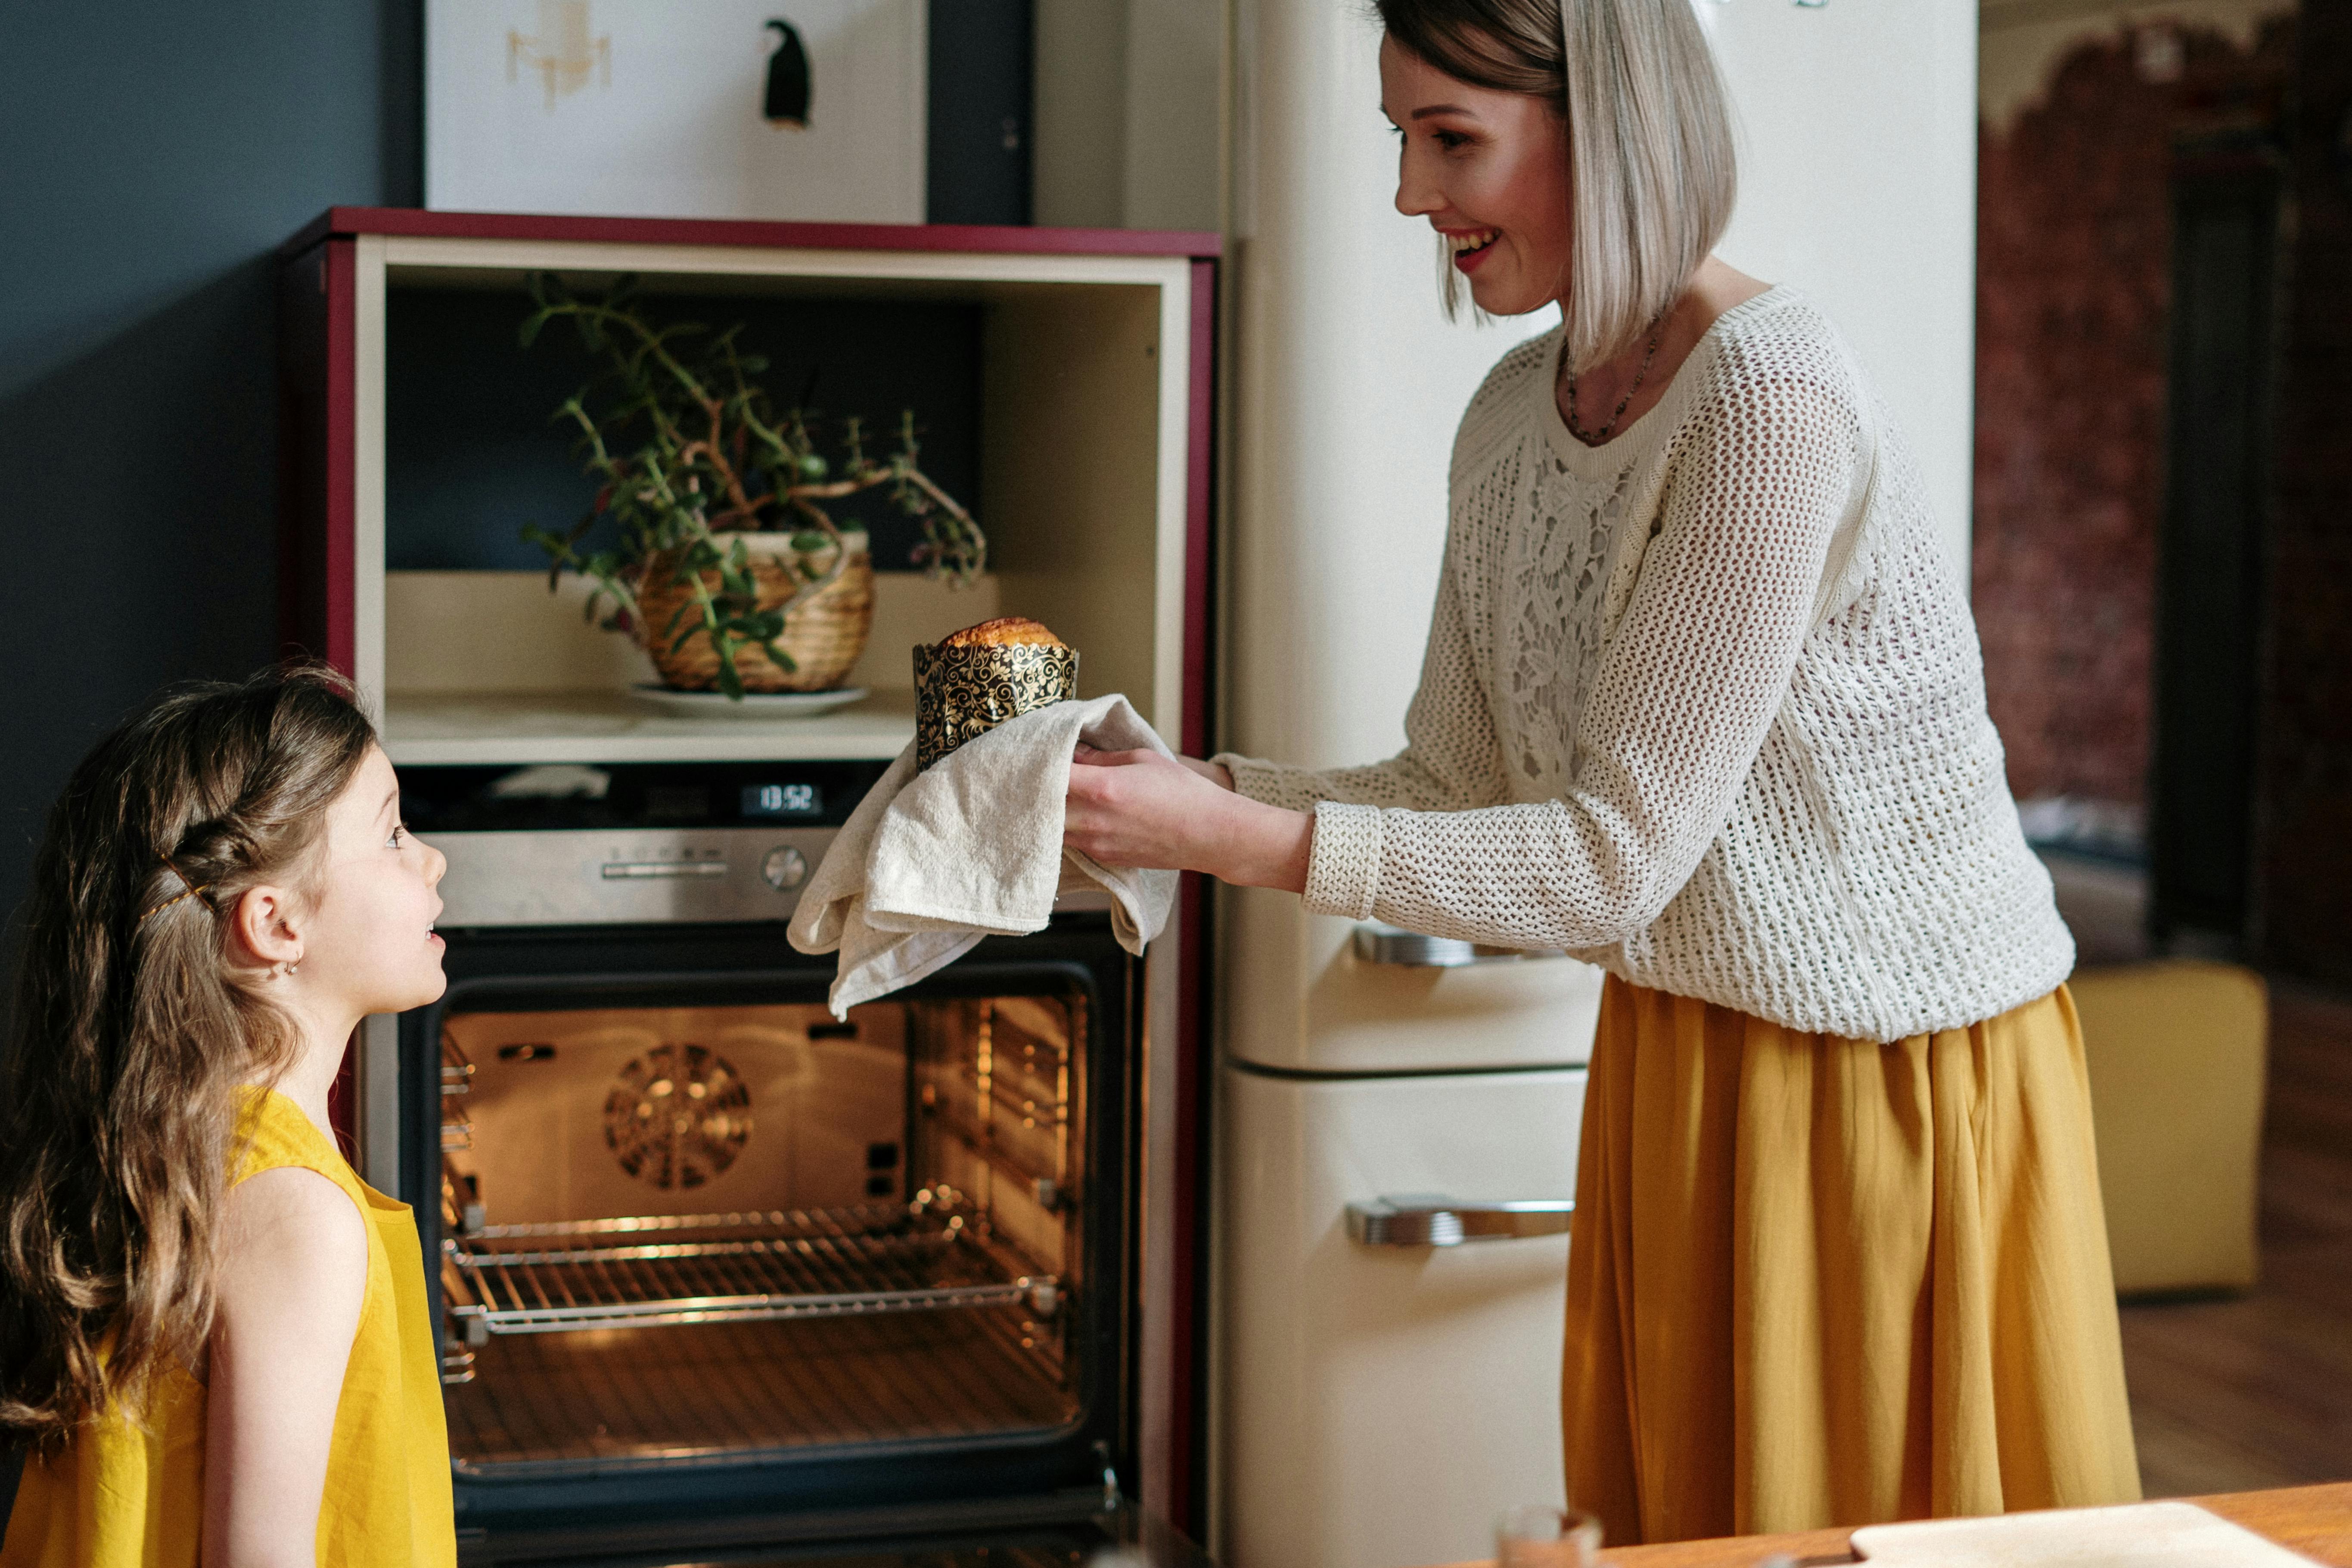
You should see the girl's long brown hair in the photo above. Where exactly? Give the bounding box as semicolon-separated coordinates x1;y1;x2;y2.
0;666;375;1450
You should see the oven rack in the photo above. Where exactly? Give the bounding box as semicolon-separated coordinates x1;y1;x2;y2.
442;1197;1061;1339
462;1201;913;1240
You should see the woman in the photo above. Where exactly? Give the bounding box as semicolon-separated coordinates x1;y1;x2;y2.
1063;0;2141;1546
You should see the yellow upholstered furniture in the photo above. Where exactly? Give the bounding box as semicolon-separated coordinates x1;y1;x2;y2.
2072;960;2268;1295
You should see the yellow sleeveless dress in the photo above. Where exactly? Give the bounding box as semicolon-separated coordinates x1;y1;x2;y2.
1;1088;457;1567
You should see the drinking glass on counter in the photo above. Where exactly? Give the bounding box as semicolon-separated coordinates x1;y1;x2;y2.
1496;1505;1602;1567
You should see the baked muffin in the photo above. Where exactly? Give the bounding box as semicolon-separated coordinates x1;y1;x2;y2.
914;618;1079;770
940;617;1066;649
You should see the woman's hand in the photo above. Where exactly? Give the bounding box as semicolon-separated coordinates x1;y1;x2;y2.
1066;745;1313;893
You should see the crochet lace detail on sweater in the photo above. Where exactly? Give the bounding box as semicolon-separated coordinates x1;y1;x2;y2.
1502;459;1635;794
1219;289;2074;1042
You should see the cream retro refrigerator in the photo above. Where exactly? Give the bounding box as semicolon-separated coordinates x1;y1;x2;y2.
1215;1;1980;1564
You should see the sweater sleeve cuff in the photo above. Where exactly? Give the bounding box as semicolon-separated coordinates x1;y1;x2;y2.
1301;801;1383;920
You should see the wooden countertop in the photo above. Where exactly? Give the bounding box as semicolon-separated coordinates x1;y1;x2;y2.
1435;1483;2352;1566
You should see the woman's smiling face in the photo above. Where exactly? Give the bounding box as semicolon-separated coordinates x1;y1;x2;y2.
1381;34;1571;319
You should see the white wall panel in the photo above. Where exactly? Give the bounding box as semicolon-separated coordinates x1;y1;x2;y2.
1703;0;1980;573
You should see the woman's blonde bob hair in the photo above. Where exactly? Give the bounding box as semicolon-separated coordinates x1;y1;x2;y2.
1381;0;1738;372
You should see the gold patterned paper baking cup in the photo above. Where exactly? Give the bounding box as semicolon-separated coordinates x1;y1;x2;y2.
913;643;1079;771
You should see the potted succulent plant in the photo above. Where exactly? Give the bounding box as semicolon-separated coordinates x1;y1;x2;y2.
519;273;986;699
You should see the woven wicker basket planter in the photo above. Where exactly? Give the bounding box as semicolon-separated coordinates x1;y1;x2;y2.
634;530;873;693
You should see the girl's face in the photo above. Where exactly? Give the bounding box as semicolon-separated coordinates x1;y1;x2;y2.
296;745;448;1018
1380;35;1571;319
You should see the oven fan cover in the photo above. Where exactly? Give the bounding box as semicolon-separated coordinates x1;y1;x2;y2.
602;1043;752;1189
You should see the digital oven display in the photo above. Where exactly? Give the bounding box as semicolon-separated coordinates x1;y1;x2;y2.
741;782;823;820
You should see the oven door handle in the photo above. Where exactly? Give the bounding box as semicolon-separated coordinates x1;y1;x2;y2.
1345;1194;1574;1247
600;860;730;880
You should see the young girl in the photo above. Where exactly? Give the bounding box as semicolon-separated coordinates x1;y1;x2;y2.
0;666;456;1567
1065;0;2140;1545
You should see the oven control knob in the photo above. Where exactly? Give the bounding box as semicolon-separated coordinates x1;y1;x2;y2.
761;846;809;892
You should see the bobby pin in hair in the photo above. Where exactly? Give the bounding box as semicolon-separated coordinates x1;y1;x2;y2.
139;858;215;924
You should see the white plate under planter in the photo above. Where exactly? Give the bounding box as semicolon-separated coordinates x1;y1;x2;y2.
629;685;870;720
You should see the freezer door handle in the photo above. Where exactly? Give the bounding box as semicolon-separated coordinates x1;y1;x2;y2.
1345;1194;1574;1247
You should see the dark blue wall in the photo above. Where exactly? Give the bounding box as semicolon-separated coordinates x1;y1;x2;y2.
0;2;422;937
384;286;985;575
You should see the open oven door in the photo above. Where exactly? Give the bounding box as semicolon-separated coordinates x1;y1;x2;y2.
394;917;1145;1561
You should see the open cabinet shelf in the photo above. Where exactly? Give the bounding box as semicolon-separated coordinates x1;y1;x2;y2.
279;207;1216;768
384;686;921;765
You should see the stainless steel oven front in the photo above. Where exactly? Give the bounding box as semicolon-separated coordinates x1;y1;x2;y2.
367;760;1163;1564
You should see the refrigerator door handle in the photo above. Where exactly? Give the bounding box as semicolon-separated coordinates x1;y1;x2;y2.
1352;924;1568;967
1345;1194;1574;1247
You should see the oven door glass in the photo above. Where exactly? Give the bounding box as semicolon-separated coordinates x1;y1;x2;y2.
433;983;1093;1473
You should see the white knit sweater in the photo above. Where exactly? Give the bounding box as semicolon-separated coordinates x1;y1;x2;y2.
1217;288;2073;1043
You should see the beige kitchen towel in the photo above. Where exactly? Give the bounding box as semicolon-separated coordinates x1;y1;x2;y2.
1850;1500;2320;1565
786;693;1180;1016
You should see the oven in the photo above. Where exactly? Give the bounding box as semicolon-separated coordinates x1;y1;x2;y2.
373;758;1193;1565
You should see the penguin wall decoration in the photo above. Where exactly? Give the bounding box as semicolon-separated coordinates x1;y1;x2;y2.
429;0;925;222
763;18;811;127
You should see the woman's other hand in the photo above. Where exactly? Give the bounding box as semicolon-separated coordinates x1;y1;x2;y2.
1172;753;1237;789
1066;745;1311;892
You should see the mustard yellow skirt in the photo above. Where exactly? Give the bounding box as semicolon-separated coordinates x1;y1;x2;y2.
1560;977;2141;1546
